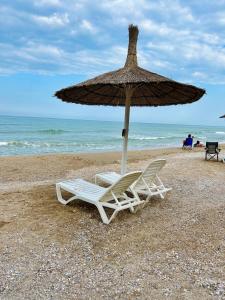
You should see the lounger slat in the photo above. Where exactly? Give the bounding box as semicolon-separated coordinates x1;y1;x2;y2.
101;172;142;202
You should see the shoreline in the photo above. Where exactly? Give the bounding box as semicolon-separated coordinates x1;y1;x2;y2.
0;145;181;158
1;143;225;160
0;145;209;159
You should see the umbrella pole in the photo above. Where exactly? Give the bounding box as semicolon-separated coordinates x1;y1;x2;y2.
121;87;132;174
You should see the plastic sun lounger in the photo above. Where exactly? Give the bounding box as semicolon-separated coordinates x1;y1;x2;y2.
56;171;144;224
95;159;172;203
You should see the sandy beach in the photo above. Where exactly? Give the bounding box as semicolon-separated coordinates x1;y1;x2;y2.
0;147;225;299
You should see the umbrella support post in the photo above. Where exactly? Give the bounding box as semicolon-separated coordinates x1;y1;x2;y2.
121;87;133;174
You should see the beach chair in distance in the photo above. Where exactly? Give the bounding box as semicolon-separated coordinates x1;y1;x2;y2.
56;171;144;224
95;159;172;203
205;142;221;161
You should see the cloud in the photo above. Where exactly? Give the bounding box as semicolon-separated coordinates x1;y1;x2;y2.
215;12;225;25
20;43;62;60
148;0;194;22
34;0;62;7
80;19;97;34
140;18;192;38
192;71;208;79
99;0;150;19
32;13;69;27
0;1;224;84
0;41;125;76
141;19;175;36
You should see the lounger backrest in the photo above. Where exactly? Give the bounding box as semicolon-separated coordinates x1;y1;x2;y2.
134;159;166;188
206;142;218;153
100;171;142;202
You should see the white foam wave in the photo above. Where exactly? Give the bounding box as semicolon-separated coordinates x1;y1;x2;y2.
0;141;52;147
0;142;9;146
0;141;90;148
130;135;170;140
216;131;225;135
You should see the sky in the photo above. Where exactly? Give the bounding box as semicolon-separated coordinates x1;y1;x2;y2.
0;0;225;126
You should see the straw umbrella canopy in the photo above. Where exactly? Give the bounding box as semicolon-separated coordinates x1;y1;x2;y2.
220;115;225;118
55;25;205;174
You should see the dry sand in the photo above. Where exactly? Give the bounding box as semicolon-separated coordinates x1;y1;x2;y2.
0;147;225;299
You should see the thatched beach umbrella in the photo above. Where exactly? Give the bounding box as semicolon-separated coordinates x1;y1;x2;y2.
55;25;205;174
220;115;225;118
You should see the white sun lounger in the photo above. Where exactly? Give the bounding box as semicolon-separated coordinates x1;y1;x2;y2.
95;159;172;203
56;171;144;224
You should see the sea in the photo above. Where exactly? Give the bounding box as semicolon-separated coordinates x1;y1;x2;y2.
0;115;225;156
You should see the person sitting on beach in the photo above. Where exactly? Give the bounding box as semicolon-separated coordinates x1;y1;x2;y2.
194;140;204;147
182;134;193;148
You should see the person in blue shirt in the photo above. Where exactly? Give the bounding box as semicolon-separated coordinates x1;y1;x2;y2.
183;134;193;148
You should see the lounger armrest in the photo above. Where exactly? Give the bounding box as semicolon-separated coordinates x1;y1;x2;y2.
217;148;221;153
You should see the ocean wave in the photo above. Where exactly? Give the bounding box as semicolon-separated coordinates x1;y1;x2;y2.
37;129;68;134
0;129;69;135
216;131;225;135
0;142;9;146
0;140;84;148
0;123;18;126
0;141;51;147
129;135;171;140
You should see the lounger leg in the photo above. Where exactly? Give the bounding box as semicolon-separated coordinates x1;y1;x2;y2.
56;184;78;205
99;203;121;224
96;204;109;224
129;206;135;213
159;191;165;199
160;187;172;199
145;194;152;203
129;204;141;213
136;194;150;208
128;190;143;212
108;209;119;223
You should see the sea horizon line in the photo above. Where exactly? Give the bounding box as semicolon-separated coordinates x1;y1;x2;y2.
1;114;224;128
